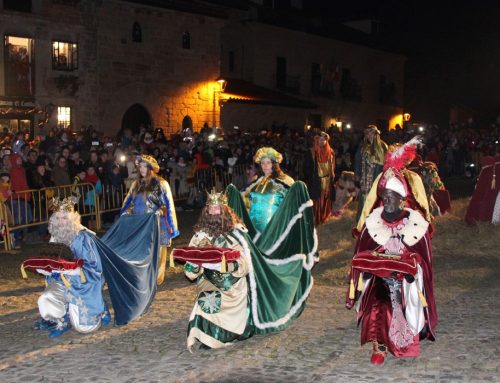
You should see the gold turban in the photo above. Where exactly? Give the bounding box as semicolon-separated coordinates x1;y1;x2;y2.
253;147;283;164
137;155;160;173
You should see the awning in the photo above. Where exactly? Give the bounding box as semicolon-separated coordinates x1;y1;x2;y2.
221;78;317;109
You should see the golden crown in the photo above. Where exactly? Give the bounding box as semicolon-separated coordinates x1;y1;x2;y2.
206;189;228;206
50;195;79;213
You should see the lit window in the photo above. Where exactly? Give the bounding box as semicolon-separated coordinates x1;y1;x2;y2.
4;35;34;96
57;107;71;129
52;41;78;71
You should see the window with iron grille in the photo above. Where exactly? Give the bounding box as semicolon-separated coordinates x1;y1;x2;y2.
52;41;78;71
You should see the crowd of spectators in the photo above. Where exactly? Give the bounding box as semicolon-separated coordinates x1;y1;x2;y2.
372;121;500;178
0;117;498;249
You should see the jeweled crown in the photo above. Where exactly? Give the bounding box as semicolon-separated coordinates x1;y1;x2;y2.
206;189;228;206
50;195;79;212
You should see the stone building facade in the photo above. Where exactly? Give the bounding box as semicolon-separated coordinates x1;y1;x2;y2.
0;0;405;137
95;1;225;135
219;19;406;133
0;0;98;136
0;0;225;137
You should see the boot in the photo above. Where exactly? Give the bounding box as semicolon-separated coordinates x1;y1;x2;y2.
101;308;112;326
370;341;387;365
49;314;71;338
157;246;168;285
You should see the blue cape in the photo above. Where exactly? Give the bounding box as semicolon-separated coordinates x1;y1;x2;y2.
99;213;160;325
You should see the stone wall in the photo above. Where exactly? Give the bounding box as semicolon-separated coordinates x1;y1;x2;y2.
220;102;309;133
221;21;405;131
0;0;98;134
0;0;225;136
95;1;225;135
1;1;405;137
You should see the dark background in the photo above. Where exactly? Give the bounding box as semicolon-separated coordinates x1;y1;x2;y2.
302;0;500;126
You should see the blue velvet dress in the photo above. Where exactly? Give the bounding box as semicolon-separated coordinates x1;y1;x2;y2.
120;177;179;245
246;175;294;233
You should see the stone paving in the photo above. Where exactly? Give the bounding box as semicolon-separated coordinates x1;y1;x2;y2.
1;204;499;383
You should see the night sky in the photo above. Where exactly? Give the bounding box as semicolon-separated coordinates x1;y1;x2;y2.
305;1;500;58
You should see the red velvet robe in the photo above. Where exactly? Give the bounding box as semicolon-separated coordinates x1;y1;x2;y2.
346;212;438;357
465;156;500;225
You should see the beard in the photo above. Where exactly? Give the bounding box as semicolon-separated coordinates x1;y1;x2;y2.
48;212;83;247
201;214;227;238
49;225;79;247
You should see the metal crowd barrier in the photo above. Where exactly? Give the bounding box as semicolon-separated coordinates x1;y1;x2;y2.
2;183;98;252
194;164;247;192
1;164;254;252
99;183;128;216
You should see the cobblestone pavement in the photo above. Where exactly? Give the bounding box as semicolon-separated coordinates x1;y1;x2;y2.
1;204;499;383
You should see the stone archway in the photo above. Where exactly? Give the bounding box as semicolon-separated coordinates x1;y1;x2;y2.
121;103;152;135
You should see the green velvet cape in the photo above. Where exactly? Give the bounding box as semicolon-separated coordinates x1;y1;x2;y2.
227;181;318;334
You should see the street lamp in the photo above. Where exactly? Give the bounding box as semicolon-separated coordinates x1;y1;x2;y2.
213;77;226;130
216;77;226;92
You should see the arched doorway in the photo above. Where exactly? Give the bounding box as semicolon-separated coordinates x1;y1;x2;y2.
121;103;152;135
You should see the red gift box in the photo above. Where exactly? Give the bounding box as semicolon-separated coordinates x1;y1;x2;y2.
172;246;240;266
21;257;84;276
352;250;420;279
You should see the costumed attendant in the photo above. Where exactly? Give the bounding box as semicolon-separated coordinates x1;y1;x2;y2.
420;161;451;216
184;190;253;351
346;138;437;364
242;147;294;237
354;125;388;220
332;171;358;216
225;147;318;336
305;132;335;225
465;147;500;225
408;155;451;217
35;196;110;337
120;155;179;285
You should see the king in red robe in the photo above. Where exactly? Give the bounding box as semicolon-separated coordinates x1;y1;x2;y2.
347;138;438;365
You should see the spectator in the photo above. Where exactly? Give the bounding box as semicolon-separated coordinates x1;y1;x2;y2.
173;156;189;197
2;153;12;173
8;153;32;248
52;156;71;186
29;157;53;190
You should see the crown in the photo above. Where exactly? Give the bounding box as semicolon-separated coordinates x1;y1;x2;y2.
50;195;79;213
206;188;228;206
